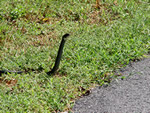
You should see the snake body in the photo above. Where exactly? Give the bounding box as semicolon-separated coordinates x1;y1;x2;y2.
47;33;70;75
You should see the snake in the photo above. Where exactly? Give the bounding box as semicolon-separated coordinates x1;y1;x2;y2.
0;33;70;76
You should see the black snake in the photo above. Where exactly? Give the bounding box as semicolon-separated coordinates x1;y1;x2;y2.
0;33;70;76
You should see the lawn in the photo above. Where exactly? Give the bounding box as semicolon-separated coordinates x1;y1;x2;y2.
0;0;149;112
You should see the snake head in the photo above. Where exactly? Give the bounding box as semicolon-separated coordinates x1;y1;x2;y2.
62;33;70;40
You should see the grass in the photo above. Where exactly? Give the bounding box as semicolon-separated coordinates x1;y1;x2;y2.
0;0;149;112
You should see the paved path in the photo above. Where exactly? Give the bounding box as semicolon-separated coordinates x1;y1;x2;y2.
73;55;150;113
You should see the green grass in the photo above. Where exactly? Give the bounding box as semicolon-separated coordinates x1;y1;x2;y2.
0;0;150;112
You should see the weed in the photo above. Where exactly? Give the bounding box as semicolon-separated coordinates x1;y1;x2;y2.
0;0;149;112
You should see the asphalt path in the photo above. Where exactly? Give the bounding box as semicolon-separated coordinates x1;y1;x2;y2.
73;55;150;113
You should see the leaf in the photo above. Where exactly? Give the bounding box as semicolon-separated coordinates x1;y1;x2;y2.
0;77;17;88
42;18;50;22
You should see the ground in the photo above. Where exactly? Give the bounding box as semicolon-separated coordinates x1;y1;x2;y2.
73;55;150;113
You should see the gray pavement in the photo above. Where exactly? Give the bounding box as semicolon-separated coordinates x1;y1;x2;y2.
73;55;150;113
